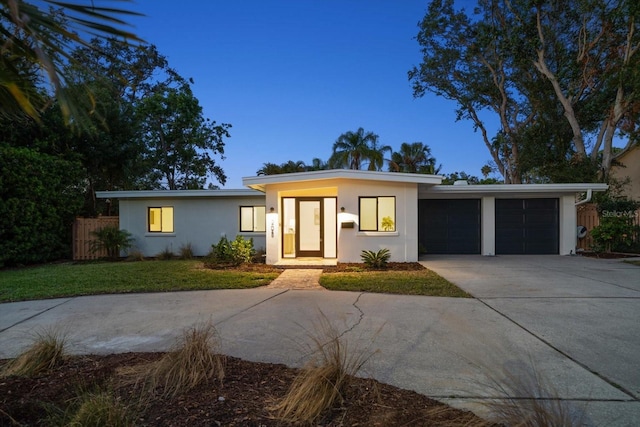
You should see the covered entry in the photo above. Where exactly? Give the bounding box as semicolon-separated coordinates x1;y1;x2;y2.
418;199;481;254
282;197;337;258
495;198;559;254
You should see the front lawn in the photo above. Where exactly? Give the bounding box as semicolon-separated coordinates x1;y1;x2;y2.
320;268;471;298
0;260;280;303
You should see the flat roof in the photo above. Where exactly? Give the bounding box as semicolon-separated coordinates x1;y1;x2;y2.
419;183;608;198
95;189;264;199
242;169;443;192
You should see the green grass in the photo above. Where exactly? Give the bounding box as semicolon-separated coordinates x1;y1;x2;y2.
0;260;279;303
623;260;640;266
320;269;471;297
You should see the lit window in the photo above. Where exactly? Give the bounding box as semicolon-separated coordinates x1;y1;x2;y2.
148;207;174;233
240;206;266;232
359;197;395;232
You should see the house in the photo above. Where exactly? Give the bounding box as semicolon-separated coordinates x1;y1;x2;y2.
96;170;607;264
609;145;640;201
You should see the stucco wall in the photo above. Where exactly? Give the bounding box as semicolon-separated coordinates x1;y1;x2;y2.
336;181;418;263
119;196;266;257
610;146;640;201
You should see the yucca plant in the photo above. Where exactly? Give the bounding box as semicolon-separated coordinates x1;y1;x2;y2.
360;248;391;269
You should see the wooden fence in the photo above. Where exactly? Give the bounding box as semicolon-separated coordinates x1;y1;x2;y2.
72;216;119;260
576;203;640;251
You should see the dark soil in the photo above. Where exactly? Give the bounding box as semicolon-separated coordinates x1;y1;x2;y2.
0;353;495;426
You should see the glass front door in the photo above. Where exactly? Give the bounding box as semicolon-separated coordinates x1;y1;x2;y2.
296;199;323;257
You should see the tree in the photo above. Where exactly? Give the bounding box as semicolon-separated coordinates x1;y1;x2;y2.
0;142;84;266
0;0;143;125
365;139;392;171
409;0;640;183
257;162;283;175
388;142;440;174
306;157;329;171
329;127;380;170
138;75;230;189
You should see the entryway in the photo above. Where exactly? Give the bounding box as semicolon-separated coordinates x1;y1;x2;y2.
281;197;337;260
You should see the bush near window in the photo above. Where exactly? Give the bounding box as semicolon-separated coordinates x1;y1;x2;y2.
206;236;255;267
360;248;391;269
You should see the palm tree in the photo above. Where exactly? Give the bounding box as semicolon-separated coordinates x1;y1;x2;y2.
365;139;392;171
280;160;306;173
306;157;328;171
388;142;440;174
1;0;143;124
330;127;379;170
256;162;283;175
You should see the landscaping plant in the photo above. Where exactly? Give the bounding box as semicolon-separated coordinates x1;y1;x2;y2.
206;235;255;267
1;329;66;377
90;225;134;259
118;322;225;398
272;312;378;424
591;197;639;253
360;248;391;269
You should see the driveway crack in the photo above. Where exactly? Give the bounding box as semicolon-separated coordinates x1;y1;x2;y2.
0;298;76;334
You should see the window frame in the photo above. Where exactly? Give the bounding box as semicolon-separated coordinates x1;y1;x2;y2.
358;196;396;232
148;206;174;233
239;205;266;232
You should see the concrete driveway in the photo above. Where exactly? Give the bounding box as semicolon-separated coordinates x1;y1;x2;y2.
1;255;639;425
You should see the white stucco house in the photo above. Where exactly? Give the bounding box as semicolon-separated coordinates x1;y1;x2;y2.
96;170;607;265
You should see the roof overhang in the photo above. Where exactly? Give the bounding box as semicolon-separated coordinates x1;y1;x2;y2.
419;183;609;198
243;169;443;192
95;189;264;199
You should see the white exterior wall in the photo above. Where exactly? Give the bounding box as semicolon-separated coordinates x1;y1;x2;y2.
337;181;418;263
559;195;577;255
481;196;496;256
119;196;266;257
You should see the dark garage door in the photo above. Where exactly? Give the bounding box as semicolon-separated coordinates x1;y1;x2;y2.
495;198;559;254
419;199;481;254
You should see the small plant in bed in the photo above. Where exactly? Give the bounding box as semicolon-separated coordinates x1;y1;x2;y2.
360;248;391;269
205;236;255;268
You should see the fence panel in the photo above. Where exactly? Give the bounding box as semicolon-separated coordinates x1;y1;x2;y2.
72;217;119;260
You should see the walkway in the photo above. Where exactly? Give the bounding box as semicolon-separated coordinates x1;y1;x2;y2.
265;269;324;290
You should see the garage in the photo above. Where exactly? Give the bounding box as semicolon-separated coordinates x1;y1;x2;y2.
495;198;559;254
418;199;481;254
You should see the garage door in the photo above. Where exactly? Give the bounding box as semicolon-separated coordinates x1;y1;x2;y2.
495;198;558;254
418;199;481;254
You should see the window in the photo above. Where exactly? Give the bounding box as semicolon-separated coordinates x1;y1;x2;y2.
359;197;395;232
240;206;266;232
148;207;174;233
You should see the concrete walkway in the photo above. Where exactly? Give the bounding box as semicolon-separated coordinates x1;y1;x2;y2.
265;269;324;290
1;256;639;425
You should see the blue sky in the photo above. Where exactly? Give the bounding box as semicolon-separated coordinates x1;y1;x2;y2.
128;1;497;188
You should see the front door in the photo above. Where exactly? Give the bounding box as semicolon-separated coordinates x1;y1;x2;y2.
296;198;323;257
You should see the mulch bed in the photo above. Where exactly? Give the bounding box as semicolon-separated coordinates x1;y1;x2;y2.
579;251;640;259
0;353;495;426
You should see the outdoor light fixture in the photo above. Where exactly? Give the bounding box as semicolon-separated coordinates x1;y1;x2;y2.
340;206;345;212
270;207;275;212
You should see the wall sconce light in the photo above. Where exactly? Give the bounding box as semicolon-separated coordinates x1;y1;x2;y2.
340;206;345;212
270;207;275;213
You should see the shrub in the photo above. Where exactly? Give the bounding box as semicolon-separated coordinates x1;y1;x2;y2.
360;248;391;269
272;312;376;424
207;235;255;266
178;242;195;259
67;392;133;427
591;197;640;253
156;247;174;260
1;329;66;377
90;226;134;259
117;322;224;398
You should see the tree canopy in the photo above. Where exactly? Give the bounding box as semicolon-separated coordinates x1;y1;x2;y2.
409;0;640;183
